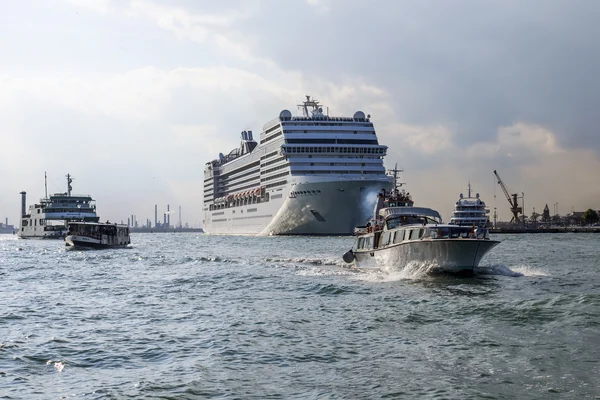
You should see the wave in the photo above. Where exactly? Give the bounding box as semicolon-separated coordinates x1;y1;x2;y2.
476;264;548;277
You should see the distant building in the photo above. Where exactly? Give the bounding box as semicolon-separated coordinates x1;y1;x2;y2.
542;204;550;223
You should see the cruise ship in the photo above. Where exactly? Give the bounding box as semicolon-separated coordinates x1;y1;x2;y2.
19;174;100;239
203;96;393;235
448;183;490;228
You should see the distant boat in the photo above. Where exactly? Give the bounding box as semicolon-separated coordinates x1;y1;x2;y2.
449;183;490;228
19;173;99;239
343;169;500;274
65;221;131;249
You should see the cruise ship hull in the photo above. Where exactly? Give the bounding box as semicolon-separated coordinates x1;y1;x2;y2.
353;239;500;274
204;177;392;235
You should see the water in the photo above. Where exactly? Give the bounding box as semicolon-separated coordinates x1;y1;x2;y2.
1;233;599;399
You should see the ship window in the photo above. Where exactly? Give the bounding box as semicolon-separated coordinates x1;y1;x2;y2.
357;237;365;249
403;230;410;241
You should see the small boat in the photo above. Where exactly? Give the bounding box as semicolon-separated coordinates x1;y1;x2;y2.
343;169;500;274
65;221;131;249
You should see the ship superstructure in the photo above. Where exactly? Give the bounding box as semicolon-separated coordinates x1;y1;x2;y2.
449;183;490;228
19;174;100;239
203;95;393;235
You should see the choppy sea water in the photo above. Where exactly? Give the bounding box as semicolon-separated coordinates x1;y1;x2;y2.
1;233;599;399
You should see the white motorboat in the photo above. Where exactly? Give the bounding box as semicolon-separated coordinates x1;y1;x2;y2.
343;170;500;274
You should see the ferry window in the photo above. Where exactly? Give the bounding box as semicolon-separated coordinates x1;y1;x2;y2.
390;231;396;244
403;230;410;241
419;228;424;238
358;238;365;249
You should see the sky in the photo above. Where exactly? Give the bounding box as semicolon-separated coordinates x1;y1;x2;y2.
1;0;599;227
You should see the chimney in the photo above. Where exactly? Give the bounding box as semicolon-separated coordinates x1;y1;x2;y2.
167;204;170;226
155;205;158;227
20;191;27;217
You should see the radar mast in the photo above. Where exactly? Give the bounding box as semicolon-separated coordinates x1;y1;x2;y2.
297;95;324;118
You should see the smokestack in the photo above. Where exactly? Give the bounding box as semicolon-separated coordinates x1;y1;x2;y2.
155;205;158;227
20;191;27;217
179;206;182;228
167;204;170;226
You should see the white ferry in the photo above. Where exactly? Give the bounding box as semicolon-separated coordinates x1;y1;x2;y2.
203;96;393;235
449;183;490;227
19;174;100;239
343;171;500;274
65;222;131;249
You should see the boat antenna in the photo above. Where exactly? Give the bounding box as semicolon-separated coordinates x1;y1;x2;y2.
387;163;404;191
468;181;472;198
44;171;48;200
66;174;73;196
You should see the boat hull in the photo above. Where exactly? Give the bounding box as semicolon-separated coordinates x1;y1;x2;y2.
352;239;500;273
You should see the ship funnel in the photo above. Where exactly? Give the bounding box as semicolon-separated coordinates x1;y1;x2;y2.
20;191;27;217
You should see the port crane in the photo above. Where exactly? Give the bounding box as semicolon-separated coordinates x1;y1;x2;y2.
493;170;523;224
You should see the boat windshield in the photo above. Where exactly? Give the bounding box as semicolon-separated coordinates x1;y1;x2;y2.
386;216;434;229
